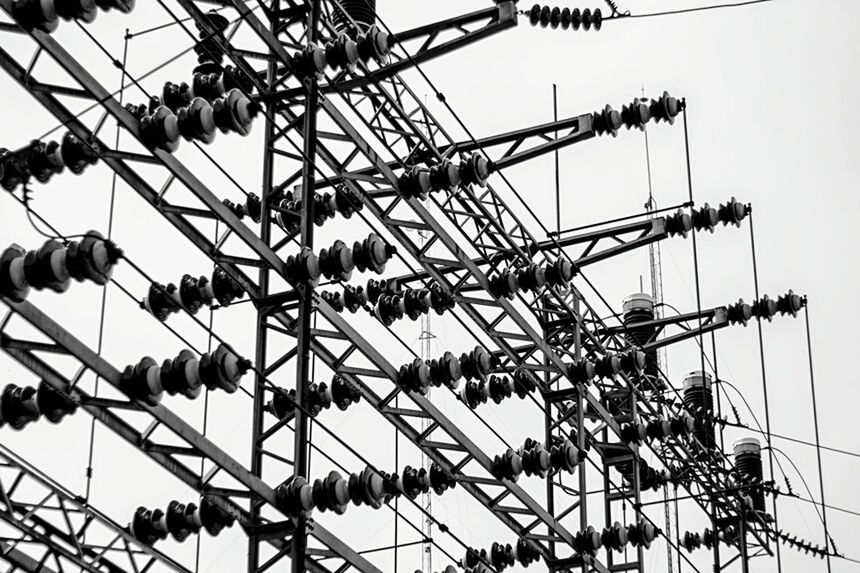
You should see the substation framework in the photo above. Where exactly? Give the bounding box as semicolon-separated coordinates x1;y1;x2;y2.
0;1;826;572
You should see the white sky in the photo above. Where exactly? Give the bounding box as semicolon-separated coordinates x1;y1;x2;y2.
0;1;858;572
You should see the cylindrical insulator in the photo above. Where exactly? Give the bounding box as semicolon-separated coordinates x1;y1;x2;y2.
683;371;715;451
734;437;766;513
621;292;661;386
332;0;376;32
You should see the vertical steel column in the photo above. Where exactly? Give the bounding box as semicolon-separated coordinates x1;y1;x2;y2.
574;294;588;573
292;2;322;571
249;2;280;570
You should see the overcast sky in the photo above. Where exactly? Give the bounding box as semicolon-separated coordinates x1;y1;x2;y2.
0;1;858;572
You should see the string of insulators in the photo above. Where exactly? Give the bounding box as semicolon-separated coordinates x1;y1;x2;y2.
398;153;491;200
692;197;750;232
681;527;731;553
526;5;603;31
489;257;575;299
275;462;455;517
776;530;829;559
143;268;244;322
592;91;682;138
126;88;259;153
1;133;99;191
120;344;250;406
615;458;673;491
320;283;370;314
397;346;496;395
575;521;657;555
459;370;536;409
645;413;696;441
161;69;256;113
275;185;364;234
289;26;391;81
129;498;233;546
491;437;581;482
0;381;76;430
223;192;263;223
11;0;134;33
0;232;120;303
462;538;541;571
266;375;360;420
751;290;805;321
374;283;455;325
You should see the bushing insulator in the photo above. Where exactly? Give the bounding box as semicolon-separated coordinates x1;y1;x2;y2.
319;240;355;282
490;268;520;299
144;282;181;321
403;288;432;320
460;380;488;409
325;34;360;71
198;497;234;536
285;247;321;285
160;348;202;399
777;290;804;317
398;166;432;200
649;91;682;124
366;278;399;304
592;105;622;137
594;354;621;379
693;203;719;233
460;346;493;381
429;351;462;389
356;25;391;62
177;97;217;144
374;293;405;326
752;294;778;321
199;344;250;394
491;448;523;482
550;439;579;473
665;211;693;237
512;369;536;398
602;522;629;552
343;284;368;312
459;153;491;186
545;257;575;287
0;245;29;302
727;298;752;326
210;267;245;306
718;197;748;227
60;132;99;174
575;526;603;555
734;437;766;512
165;501;200;542
628;520;659;548
130;507;168;546
621;99;651;131
516;263;547;293
428;283;455;314
275;476;314;516
12;0;60;32
67;231;120;285
568;359;596;383
212;89;258;136
0;384;40;430
429;160;461;191
121;356;163;406
621;421;647;445
140;106;181;152
311;471;350;514
22;239;70;293
36;382;76;424
348;467;385;509
398;358;431;394
24;140;65;183
291;43;327;79
487;374;514;403
161;81;192;112
353;234;396;275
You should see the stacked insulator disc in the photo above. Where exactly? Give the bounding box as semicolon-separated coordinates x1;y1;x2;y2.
526;5;603;31
129;497;233;546
0;381;76;430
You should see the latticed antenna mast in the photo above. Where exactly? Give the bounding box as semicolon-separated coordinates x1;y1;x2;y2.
419;228;435;573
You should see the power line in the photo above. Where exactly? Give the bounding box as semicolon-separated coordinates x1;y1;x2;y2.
611;0;777;20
